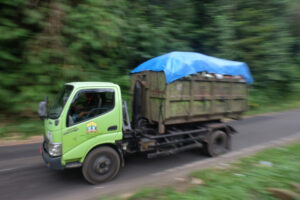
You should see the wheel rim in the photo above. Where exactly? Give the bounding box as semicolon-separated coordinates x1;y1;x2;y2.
93;156;112;175
213;135;225;154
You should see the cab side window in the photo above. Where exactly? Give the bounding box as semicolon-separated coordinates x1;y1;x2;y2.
68;89;115;126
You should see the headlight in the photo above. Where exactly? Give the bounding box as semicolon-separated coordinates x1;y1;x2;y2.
48;142;62;157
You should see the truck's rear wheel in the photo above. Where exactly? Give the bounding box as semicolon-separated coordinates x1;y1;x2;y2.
204;130;228;157
82;146;120;184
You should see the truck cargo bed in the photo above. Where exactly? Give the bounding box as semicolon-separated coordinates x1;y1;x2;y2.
131;71;247;133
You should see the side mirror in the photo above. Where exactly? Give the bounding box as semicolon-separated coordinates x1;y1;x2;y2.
38;96;48;119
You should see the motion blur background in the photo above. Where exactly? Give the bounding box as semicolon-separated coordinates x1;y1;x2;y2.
0;0;300;137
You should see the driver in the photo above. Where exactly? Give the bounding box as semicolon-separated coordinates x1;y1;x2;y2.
70;93;99;123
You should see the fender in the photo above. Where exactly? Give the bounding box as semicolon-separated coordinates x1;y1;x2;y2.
205;123;237;134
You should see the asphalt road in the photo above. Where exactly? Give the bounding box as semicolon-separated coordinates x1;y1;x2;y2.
0;109;300;200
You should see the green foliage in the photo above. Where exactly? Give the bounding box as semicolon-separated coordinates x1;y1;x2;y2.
0;119;43;138
0;0;300;135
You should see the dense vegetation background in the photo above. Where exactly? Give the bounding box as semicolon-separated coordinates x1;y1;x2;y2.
0;0;300;136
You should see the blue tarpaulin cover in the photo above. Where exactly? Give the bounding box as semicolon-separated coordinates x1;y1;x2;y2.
131;51;254;84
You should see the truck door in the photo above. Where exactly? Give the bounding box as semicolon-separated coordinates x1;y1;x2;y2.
62;88;120;154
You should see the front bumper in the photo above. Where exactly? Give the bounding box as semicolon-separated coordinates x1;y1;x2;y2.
41;143;64;170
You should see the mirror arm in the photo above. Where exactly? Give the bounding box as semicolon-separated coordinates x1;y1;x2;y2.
45;96;48;118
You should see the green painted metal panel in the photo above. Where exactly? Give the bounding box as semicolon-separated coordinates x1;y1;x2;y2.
62;131;122;165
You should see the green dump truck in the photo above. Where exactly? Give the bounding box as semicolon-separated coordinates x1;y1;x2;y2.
39;52;252;184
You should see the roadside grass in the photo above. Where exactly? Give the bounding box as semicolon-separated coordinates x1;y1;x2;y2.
245;98;300;116
0;119;43;139
110;142;300;200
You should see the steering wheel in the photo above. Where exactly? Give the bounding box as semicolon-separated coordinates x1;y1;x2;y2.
86;108;106;118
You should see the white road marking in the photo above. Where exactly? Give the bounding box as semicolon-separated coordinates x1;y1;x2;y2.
164;168;176;173
94;186;105;189
152;172;166;176
0;167;18;173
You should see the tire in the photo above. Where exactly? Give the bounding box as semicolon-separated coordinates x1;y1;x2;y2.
82;146;120;184
204;130;228;157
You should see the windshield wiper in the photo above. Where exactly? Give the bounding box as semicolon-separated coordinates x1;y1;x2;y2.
48;112;58;119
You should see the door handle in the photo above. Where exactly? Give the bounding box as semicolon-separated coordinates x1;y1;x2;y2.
107;125;118;131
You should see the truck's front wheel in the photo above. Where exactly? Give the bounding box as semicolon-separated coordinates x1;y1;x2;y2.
82;146;120;184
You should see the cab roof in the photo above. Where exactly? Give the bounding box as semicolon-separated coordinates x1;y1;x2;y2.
66;82;118;88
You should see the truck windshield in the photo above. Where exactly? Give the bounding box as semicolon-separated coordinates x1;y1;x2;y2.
48;85;74;119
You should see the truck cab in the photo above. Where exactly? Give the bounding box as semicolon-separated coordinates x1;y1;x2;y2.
40;82;124;184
